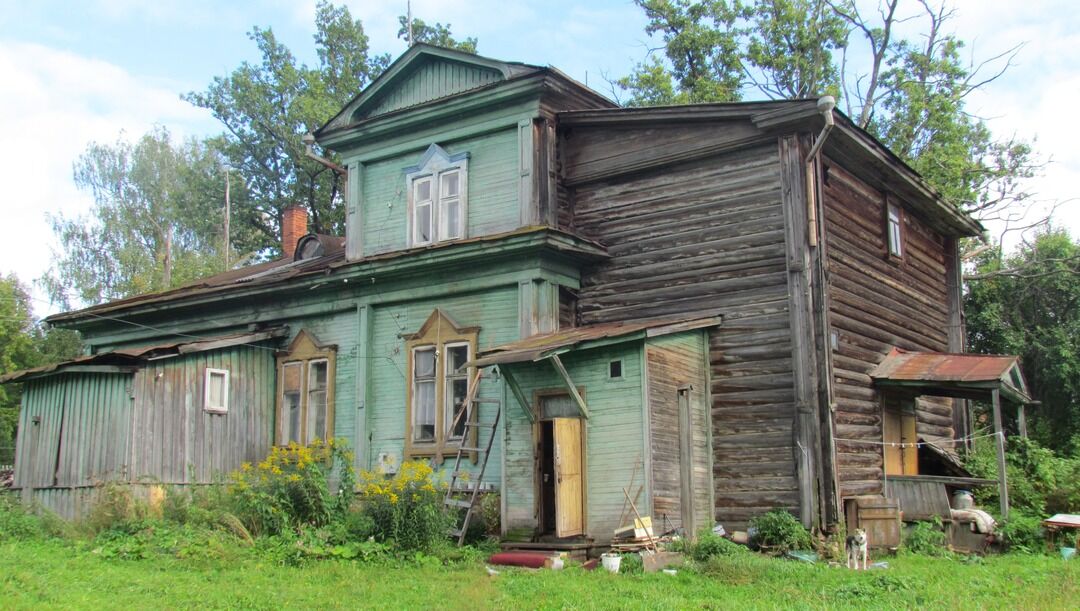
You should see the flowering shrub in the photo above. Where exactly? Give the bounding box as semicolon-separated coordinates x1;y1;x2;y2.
356;461;448;552
228;439;355;537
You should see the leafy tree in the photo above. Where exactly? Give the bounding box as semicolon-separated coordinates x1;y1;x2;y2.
0;276;81;460
965;229;1080;453
397;16;478;53
619;1;1038;227
184;2;389;252
42;127;239;307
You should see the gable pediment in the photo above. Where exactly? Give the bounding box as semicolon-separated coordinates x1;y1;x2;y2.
320;44;539;132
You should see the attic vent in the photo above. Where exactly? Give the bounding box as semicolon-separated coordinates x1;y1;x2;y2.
295;235;325;260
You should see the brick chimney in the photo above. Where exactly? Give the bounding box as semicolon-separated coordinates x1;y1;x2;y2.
282;205;308;259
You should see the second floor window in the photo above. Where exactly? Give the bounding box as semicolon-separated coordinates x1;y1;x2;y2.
407;144;469;247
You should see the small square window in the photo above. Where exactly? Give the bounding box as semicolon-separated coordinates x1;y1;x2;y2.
609;360;623;379
204;368;229;413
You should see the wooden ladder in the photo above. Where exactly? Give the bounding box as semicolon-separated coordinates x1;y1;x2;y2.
442;370;501;546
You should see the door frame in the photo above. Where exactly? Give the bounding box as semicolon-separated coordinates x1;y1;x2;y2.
532;388;587;537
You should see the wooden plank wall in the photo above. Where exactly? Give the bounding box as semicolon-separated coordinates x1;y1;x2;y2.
129;344;275;484
646;331;711;535
14;373;133;490
563;130;798;529
821;160;953;498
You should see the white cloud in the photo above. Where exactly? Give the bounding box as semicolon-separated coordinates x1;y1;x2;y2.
0;40;216;314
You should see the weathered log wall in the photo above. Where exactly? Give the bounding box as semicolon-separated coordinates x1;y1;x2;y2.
821;160;953;498
562;124;798;528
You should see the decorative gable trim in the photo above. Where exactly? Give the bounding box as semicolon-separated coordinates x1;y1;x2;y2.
403;143;470;174
318;44;537;133
400;309;480;342
279;329;337;356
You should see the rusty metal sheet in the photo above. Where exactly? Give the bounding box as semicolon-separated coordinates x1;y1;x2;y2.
869;348;1019;383
467;313;722;368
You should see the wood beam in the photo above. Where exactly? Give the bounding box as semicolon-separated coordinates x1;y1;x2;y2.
548;355;590;419
991;388;1009;520
500;367;535;423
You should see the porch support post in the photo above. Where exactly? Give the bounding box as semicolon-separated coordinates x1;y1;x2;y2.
500;366;535;423
547;355;590;419
991;388;1009;520
1017;404;1028;439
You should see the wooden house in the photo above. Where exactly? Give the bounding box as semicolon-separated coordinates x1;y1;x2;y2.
4;45;1029;544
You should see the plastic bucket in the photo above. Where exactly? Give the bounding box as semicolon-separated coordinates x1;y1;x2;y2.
601;553;622;574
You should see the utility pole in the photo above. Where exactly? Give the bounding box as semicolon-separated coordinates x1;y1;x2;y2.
224;167;231;269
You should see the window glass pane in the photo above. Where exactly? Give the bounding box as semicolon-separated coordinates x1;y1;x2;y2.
208;372;225;407
448;377;469;438
282;363;302;443
285;391;302;444
441;170;459;197
307;361;328;442
414;380;435;441
540;394;578;419
415;348;435;378
443;199;460;240
416;203;432;243
415;177;431;202
447;345;469;373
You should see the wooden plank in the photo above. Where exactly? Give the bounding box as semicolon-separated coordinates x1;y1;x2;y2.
991;389;1009;520
548;355;589;419
554;417;584;537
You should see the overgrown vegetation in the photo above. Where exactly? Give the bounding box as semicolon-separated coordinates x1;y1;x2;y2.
749;509;812;553
902;519;949;557
356;460;449;552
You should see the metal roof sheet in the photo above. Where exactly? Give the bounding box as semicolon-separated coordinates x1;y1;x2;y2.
869;348;1030;402
0;327;287;383
467;313;722;368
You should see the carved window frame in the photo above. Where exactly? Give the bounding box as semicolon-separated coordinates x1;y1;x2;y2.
275;330;337;446
403;309;479;460
405;144;469;247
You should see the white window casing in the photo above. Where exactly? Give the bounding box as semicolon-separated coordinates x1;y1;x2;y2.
405;144;469;247
887;202;903;257
204;368;229;414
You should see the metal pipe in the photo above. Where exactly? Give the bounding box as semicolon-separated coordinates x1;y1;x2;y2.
805;96;836;162
302;133;347;176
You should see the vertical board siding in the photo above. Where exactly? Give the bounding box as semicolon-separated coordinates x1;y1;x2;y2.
14;373;132;490
129;344;275;484
364;61;502;118
502;343;644;541
366;286;521;484
361;128;520;256
646;331;711;534
565;137;797;529
822;161;953;499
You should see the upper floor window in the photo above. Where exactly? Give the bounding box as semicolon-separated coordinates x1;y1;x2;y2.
276;330;336;446
887;200;903;258
406;144;469;247
403;309;479;459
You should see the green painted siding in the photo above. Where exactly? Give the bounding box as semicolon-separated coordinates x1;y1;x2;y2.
364;60;503;118
361;127;520;256
502;342;645;540
365;286;520;485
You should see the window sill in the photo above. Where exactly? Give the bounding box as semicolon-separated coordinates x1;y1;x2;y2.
203;407;228;415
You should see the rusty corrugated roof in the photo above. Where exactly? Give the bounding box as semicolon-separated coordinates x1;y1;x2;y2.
869;348;1030;403
468;313;722;368
0;328;287;383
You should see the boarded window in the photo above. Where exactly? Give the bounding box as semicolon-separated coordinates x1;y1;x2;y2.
204;368;229;413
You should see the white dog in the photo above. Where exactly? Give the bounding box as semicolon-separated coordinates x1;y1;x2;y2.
846;528;869;570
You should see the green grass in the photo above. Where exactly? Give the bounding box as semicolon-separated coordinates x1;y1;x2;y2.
1;539;1076;610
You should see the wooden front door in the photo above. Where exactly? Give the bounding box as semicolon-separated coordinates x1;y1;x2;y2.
553;417;584;537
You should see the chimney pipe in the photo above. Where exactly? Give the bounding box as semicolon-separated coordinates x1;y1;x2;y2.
282;205;308;259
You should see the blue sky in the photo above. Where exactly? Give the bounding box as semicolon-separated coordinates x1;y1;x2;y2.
1;1;1077;315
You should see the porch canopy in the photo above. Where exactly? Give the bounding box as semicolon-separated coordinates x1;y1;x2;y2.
465;313;723;422
868;348;1032;519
